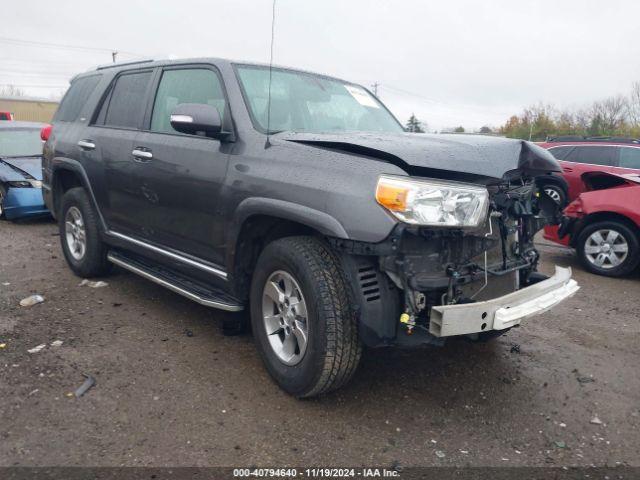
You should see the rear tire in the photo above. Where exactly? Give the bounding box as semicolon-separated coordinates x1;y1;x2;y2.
0;184;6;219
59;187;112;278
250;236;361;398
576;220;639;277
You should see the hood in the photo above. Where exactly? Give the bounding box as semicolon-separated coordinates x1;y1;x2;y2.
276;131;560;181
0;156;43;181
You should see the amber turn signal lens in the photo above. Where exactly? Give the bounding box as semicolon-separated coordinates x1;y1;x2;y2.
376;181;408;211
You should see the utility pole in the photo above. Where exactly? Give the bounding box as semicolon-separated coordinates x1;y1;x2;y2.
371;82;380;97
112;51;118;63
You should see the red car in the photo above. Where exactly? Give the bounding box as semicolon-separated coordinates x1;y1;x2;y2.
544;171;640;277
537;137;640;206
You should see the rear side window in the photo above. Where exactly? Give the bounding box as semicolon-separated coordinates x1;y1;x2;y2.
101;71;152;129
54;75;101;122
564;146;617;166
547;146;573;160
150;68;226;134
619;148;640;169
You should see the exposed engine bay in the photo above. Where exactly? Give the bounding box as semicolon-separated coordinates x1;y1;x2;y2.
332;177;562;347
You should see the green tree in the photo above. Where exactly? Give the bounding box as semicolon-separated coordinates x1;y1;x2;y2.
454;126;465;133
405;114;425;133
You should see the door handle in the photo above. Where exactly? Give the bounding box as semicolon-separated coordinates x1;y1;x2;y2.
132;148;153;162
77;140;96;150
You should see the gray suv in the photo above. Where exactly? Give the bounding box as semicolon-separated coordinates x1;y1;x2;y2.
43;58;579;397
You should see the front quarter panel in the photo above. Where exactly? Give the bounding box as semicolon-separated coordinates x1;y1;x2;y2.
222;138;407;256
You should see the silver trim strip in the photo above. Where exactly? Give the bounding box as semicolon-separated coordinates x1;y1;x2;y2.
106;230;227;280
170;114;194;124
132;149;153;159
107;253;243;312
77;140;96;150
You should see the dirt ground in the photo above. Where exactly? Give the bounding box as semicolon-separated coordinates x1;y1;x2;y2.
0;218;639;468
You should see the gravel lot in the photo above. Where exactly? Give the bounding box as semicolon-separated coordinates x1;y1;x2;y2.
1;219;639;468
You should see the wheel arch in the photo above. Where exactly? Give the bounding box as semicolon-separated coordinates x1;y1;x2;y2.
571;211;640;247
536;173;569;191
227;198;350;300
51;159;106;229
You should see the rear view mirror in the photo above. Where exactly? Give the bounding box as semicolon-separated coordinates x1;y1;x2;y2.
170;103;223;138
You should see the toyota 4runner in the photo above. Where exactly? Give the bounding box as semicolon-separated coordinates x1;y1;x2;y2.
43;58;579;397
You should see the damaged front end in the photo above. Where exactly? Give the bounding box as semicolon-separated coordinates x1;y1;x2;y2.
332;152;578;348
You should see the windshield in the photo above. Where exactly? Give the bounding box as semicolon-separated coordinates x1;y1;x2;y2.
236;65;403;135
0;129;43;157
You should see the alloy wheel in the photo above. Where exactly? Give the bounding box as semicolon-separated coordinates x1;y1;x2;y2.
64;206;87;260
261;270;309;366
584;228;629;269
544;187;562;204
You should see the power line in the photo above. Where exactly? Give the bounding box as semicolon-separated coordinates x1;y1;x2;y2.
380;83;508;122
0;69;75;77
0;36;143;57
0;83;67;88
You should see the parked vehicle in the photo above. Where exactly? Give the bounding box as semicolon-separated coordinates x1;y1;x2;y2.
544;171;640;277
537;137;640;205
43;58;579;397
0;121;49;220
0;111;13;121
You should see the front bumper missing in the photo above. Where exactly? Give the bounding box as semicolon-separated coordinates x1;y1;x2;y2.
429;266;579;337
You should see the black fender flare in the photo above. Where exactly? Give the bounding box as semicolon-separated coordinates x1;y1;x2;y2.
51;158;107;230
225;197;349;271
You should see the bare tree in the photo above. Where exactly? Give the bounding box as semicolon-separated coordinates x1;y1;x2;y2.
627;81;640;127
0;85;26;97
590;95;628;135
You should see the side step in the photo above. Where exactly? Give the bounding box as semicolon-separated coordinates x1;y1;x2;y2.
107;250;244;312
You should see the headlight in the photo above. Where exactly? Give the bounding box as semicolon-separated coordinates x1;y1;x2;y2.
375;175;489;227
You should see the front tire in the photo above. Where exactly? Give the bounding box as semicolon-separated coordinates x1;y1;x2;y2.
543;183;567;206
59;187;112;278
250;236;361;398
576;220;639;277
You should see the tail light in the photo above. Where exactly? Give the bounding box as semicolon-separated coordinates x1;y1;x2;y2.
40;124;52;141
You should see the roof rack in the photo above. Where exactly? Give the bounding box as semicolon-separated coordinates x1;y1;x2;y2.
96;59;155;71
546;135;640;144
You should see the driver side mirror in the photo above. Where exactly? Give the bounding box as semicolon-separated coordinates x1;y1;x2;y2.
170;103;224;139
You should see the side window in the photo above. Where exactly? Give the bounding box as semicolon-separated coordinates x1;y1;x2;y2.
547;146;573;160
54;75;101;122
102;71;152;129
150;68;226;134
618;148;640;169
565;146;617;166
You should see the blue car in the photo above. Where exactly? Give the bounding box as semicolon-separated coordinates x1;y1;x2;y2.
0;121;50;220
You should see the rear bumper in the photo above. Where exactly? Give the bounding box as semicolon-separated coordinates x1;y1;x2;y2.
429;266;579;337
3;188;50;220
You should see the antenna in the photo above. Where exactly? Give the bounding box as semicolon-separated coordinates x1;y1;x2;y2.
265;0;277;148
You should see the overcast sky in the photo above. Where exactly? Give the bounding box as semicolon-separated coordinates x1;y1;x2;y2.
2;0;640;130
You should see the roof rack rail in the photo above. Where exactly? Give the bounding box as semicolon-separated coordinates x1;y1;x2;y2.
96;59;155;71
546;135;640;144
